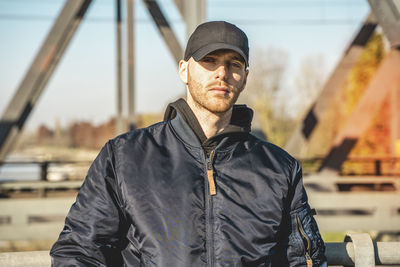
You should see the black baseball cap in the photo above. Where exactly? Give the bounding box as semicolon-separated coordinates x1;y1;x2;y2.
184;21;249;67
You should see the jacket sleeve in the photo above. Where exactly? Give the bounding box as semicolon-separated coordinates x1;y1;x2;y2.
285;160;327;267
50;142;127;266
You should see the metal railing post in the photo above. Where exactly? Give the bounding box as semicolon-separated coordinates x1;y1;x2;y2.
344;233;375;267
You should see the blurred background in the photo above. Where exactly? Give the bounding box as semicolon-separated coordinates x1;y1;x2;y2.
0;0;399;261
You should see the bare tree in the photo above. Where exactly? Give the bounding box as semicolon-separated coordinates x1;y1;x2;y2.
239;47;293;146
294;54;327;119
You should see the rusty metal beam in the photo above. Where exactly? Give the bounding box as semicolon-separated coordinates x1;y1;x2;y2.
0;0;92;162
284;13;377;157
318;1;400;173
369;0;400;160
319;49;400;174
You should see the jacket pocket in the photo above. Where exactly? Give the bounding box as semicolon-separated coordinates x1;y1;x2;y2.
289;204;326;266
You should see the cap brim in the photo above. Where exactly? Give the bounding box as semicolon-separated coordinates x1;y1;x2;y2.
191;43;248;67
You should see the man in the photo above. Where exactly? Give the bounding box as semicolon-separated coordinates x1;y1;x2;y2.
51;21;326;266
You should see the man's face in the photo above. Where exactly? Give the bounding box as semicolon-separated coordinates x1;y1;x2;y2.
179;49;248;114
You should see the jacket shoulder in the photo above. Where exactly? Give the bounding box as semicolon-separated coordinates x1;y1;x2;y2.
109;120;169;148
248;133;298;171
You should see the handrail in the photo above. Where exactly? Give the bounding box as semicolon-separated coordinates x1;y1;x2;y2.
0;251;51;267
0;237;399;266
1;157;399;181
0;160;91;181
326;234;400;266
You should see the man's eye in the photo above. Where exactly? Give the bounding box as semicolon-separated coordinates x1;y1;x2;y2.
202;57;216;63
231;61;243;68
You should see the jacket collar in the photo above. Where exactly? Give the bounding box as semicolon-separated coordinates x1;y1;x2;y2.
170;113;203;148
165;98;253;153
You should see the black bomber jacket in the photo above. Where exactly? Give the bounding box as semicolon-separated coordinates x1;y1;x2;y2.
50;100;326;266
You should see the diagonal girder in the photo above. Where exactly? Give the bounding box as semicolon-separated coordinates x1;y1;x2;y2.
318;0;400;174
0;0;92;162
319;49;400;174
142;0;183;65
284;13;377;157
173;0;206;38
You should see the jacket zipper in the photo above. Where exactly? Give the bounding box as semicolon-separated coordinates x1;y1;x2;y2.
207;150;216;195
296;216;312;267
205;150;215;267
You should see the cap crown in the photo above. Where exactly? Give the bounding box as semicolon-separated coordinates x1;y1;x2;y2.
184;21;249;66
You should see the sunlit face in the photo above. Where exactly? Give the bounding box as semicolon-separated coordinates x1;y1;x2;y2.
179;49;248;114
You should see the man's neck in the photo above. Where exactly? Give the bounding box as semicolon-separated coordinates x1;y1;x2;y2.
186;97;232;139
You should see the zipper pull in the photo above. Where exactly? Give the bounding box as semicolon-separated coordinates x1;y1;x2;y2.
207;151;216;195
306;252;312;267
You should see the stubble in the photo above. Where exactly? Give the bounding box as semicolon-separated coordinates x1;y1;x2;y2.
187;72;242;114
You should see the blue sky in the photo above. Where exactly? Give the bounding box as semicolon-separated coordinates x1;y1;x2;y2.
0;0;370;130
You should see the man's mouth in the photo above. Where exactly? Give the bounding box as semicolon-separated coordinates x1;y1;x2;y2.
209;87;230;94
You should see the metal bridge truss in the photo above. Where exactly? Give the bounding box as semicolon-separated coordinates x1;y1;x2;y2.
0;0;205;162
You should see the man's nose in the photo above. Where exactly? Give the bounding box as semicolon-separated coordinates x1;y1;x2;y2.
215;64;228;80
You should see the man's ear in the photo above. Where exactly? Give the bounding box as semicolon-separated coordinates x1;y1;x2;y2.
178;60;188;84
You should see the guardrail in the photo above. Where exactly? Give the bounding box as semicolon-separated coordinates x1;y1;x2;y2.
299;157;400;176
0;195;399;265
1;157;399;182
308;191;400;232
0;180;82;198
0;197;75;240
0;160;91;181
0;189;400;240
0;234;399;266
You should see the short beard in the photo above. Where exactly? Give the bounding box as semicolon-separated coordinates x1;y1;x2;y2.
187;73;242;114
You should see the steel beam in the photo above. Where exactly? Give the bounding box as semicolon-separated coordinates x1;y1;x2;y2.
368;0;400;48
0;0;92;162
116;0;124;135
127;0;136;131
319;49;400;174
369;0;400;166
142;0;183;65
390;77;400;167
318;1;400;173
174;0;206;39
326;240;400;266
284;13;377;157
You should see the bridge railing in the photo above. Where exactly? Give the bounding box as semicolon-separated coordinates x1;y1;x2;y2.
2;190;398;241
0;197;75;240
0;160;91;182
1;235;400;266
299;157;400;176
1;157;399;183
308;191;400;232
